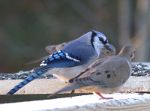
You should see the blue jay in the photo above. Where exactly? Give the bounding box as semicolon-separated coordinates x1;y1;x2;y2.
7;30;114;95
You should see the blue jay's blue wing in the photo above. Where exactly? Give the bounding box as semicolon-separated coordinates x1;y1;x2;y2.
40;50;81;67
7;50;81;95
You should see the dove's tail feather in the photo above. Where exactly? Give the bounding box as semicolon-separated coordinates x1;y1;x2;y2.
25;56;49;65
7;66;51;95
48;83;82;98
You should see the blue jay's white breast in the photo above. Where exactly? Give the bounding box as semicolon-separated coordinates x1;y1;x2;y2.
49;54;97;82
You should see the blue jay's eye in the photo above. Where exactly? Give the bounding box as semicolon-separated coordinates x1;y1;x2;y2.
105;39;108;44
99;37;108;44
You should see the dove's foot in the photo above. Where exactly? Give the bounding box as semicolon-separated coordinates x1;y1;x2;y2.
70;90;75;94
93;92;113;99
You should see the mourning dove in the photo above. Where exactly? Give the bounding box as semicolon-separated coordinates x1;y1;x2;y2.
49;45;135;99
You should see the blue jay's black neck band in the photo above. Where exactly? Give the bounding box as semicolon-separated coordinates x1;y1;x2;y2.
91;31;97;48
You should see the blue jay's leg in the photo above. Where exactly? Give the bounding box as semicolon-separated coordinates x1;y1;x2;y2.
7;50;81;95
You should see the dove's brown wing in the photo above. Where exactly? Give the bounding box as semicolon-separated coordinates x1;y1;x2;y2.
69;56;111;81
45;43;66;54
25;56;49;65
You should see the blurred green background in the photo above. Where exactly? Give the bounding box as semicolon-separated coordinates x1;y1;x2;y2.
0;0;150;72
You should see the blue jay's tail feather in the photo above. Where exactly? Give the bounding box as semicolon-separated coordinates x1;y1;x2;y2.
7;66;51;95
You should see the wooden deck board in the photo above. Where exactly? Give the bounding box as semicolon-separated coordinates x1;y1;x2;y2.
0;76;150;95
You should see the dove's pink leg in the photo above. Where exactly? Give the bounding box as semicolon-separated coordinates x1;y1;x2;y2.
93;92;113;99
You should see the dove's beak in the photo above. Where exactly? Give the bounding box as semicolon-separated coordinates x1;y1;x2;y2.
104;43;116;54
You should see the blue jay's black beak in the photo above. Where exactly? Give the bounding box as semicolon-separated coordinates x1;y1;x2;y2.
104;43;116;54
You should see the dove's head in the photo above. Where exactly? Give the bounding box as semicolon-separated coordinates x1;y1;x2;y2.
99;44;116;58
118;45;136;61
